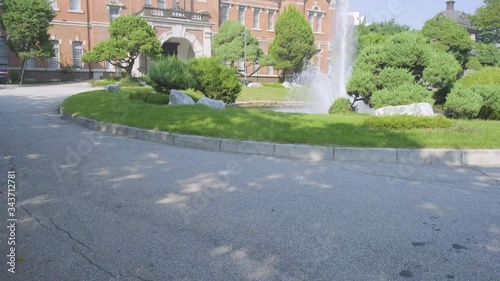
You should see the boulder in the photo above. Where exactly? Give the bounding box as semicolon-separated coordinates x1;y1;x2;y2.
169;89;195;106
291;82;303;87
247;82;263;87
374;103;435;117
282;82;292;88
196;97;225;109
105;84;121;92
139;81;147;86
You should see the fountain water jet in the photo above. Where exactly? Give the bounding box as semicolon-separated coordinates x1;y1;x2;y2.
284;0;356;114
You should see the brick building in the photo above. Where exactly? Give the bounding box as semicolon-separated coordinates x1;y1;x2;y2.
0;0;337;82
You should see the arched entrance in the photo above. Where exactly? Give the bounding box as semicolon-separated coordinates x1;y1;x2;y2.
158;30;205;60
162;38;196;61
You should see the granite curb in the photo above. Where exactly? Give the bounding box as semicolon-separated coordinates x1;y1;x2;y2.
60;108;500;166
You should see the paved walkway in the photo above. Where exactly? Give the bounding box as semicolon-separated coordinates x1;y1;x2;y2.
0;84;499;281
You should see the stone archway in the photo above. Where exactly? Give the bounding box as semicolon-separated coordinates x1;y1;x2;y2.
158;30;204;59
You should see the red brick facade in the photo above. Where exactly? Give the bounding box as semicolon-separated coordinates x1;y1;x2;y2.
0;0;336;82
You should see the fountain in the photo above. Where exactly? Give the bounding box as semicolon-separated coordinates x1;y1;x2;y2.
283;0;356;114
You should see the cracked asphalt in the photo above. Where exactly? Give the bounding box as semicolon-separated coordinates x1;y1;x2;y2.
0;83;499;281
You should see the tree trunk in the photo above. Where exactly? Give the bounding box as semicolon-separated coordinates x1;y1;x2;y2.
126;59;135;79
19;59;26;85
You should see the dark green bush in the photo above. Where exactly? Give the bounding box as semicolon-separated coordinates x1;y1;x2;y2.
8;70;19;84
145;56;197;94
144;93;168;105
329;98;352;114
370;83;434;109
377;67;415;89
445;86;484;119
129;91;151;101
189;57;242;103
364;115;452;130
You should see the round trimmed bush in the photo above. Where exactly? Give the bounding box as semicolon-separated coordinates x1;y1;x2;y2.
189;57;242;103
129;91;151;101
457;67;500;88
444;86;483;119
329;97;352;114
145;56;197;94
370;83;434;109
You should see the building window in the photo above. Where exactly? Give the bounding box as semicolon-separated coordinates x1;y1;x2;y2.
70;0;81;11
72;41;83;69
145;0;151;5
308;12;315;30
26;58;35;69
48;0;57;9
238;59;245;73
158;0;165;9
267;65;273;76
268;10;275;31
221;3;230;21
0;37;7;66
253;8;261;29
238;6;245;25
49;40;60;69
316;14;323;33
109;6;120;22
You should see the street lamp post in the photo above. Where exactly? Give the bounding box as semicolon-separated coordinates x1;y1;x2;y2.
244;30;247;86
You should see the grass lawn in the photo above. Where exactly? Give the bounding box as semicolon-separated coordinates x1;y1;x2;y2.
171;87;289;102
61;88;500;149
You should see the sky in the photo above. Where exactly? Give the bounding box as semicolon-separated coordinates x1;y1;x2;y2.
349;0;485;29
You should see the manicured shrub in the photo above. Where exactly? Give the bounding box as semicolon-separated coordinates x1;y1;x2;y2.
145;56;197;94
470;85;500;120
465;56;483;70
377;67;415;89
189;57;242;103
444;86;483;119
364;115;452;130
456;67;500;88
144;93;168;105
329;97;352;114
370;83;434;109
129;91;151;101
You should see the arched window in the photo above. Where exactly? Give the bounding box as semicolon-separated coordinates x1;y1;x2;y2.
49;40;60;69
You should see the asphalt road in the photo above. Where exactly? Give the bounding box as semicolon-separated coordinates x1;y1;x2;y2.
0;83;499;281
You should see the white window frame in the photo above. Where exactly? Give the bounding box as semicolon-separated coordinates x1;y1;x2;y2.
267;65;274;76
221;3;230;21
26;57;35;69
238;6;246;25
72;41;83;69
316;13;323;33
70;0;81;11
253;8;261;29
158;0;165;9
308;12;315;30
268;10;275;31
47;0;57;10
109;5;121;22
49;40;60;69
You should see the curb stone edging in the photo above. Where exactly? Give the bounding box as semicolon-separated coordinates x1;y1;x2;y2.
60;108;500;166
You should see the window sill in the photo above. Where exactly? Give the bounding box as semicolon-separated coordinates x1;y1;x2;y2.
68;10;84;14
313;32;324;35
252;28;262;31
267;30;274;32
53;8;60;12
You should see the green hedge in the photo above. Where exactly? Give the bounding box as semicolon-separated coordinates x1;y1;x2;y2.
370;83;434;109
329;98;352;114
128;90;168;105
364;115;452;130
457;67;500;88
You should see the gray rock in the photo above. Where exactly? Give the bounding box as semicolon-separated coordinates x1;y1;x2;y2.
105;84;121;92
282;82;292;88
374;103;435;117
169;89;195;106
139;81;147;86
247;82;263;87
196;97;225;109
